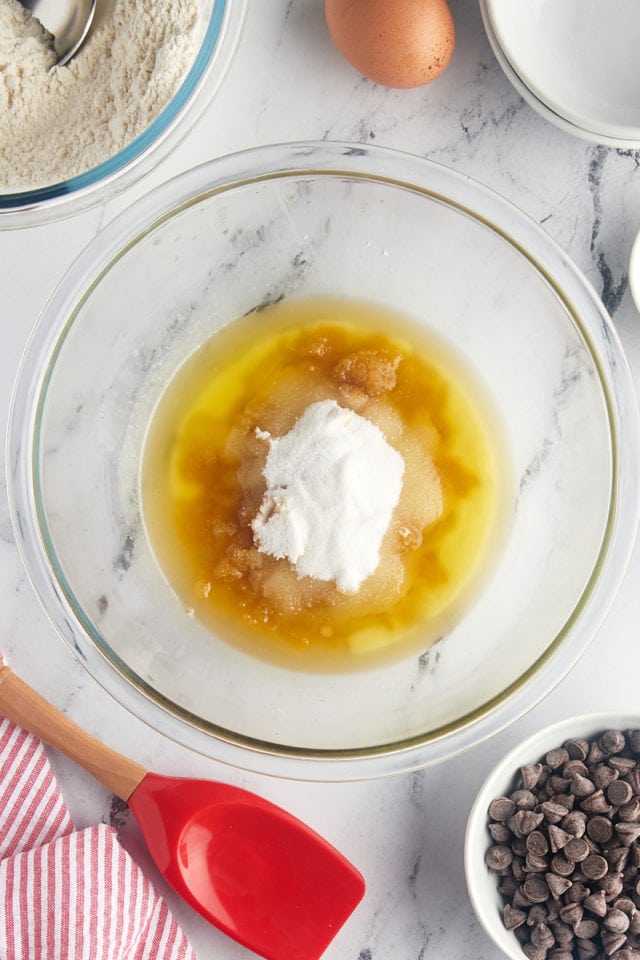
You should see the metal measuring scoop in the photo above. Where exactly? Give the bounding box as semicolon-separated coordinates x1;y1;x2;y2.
20;0;96;65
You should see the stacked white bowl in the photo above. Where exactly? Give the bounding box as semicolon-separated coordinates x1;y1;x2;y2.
480;0;640;148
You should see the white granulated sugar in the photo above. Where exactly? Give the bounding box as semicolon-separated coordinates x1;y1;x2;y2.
251;399;405;593
0;0;201;191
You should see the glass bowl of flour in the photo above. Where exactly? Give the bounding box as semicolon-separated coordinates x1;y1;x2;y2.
7;142;640;779
0;0;246;227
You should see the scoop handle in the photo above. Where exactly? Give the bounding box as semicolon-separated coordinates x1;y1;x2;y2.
0;664;147;801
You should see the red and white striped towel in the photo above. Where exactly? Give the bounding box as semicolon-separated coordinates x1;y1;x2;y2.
0;715;197;960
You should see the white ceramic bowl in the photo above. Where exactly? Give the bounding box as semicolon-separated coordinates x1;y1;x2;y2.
483;0;640;142
7;142;640;780
465;713;640;959
629;230;640;315
480;0;640;148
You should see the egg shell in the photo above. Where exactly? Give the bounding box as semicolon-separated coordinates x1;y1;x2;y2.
325;0;456;90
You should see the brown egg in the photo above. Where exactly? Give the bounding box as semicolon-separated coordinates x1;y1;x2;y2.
325;0;455;89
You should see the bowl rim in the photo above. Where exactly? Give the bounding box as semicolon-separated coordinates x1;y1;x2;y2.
464;711;640;958
7;141;640;780
0;0;247;229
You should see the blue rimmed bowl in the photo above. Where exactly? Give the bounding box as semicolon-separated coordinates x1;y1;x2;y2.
0;0;246;229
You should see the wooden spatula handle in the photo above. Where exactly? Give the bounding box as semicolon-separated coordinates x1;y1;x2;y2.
0;664;148;801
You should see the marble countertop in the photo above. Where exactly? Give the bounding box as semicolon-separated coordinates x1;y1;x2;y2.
3;1;640;958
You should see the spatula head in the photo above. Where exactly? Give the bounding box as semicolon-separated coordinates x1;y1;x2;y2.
129;773;365;960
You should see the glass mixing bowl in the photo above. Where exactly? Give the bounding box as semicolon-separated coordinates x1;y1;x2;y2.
7;142;640;779
0;0;246;229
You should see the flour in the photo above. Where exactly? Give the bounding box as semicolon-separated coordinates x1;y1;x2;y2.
0;0;202;191
251;399;405;593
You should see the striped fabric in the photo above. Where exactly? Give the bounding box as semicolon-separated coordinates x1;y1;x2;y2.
0;716;197;960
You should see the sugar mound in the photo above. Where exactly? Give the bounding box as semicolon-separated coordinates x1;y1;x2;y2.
251;399;405;593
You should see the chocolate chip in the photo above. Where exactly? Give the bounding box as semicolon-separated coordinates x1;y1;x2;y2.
542;801;572;824
601;929;627;956
587;815;615;844
594;764;620;791
566;882;591;904
565;739;590;761
486;844;514;872
616;823;640;846
599;873;624;901
550;919;575;945
610;758;637;776
524;878;551;903
546;873;573;900
489;796;517;821
489;822;513;843
574;918;600;939
514;885;532;908
546;901;561;923
504;903;527;930
525;853;550;874
512;789;538;810
618;799;640;823
564;760;590;780
548;825;572;852
530;921;555;948
565;838;591;863
584;890;608;917
576;940;599;960
581;790;614;815
521;763;545;790
588;742;608;765
547;747;570;770
600;731;628;756
550;776;573;795
624;769;640;795
605;848;630;873
522;944;548;960
559;901;583;927
551;854;575;877
604;908;632;933
527;904;550;926
609;781;635;806
527;830;550;857
510;810;545;837
562;810;588;838
572;774;597;799
548;949;573;960
612;897;636;917
582;854;609;881
499;875;519;897
614;948;640;960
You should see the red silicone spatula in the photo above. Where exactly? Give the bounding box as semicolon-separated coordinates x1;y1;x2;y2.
0;664;365;960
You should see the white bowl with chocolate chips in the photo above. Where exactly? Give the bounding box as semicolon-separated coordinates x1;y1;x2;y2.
465;715;640;960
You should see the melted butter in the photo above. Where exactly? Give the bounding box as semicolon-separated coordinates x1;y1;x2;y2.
141;297;512;672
